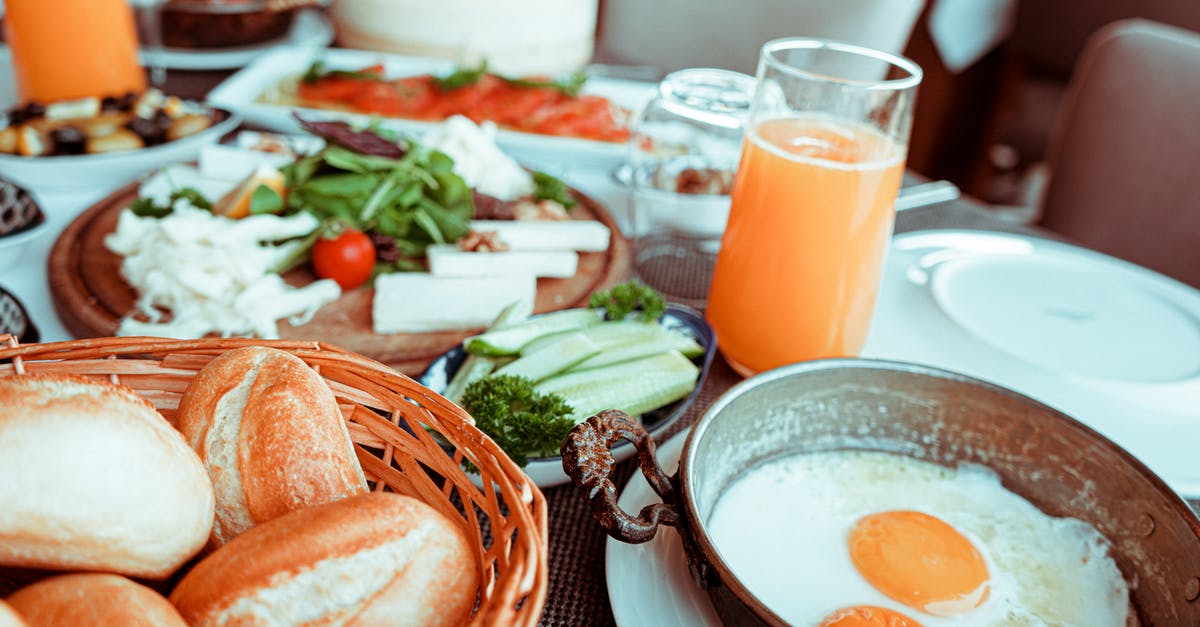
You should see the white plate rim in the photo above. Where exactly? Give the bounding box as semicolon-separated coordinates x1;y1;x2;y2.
864;228;1200;496
604;428;722;627
0;108;242;190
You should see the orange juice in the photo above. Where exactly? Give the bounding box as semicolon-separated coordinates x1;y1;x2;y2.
5;0;146;103
706;115;904;376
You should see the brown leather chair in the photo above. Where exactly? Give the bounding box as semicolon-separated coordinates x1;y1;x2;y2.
1038;19;1200;288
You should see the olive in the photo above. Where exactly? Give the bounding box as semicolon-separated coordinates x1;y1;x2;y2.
117;92;138;111
100;96;121;112
23;102;45;119
50;126;87;155
126;117;165;145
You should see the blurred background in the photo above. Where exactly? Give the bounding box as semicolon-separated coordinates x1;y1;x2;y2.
595;0;1200;207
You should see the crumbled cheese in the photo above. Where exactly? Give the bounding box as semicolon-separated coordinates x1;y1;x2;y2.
104;206;340;339
422;115;535;200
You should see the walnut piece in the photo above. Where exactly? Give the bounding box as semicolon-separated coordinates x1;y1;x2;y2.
514;199;569;221
458;230;510;252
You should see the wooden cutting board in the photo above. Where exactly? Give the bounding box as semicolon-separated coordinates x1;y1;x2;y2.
48;182;631;375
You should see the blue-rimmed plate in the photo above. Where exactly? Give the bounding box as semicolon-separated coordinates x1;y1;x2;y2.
420;303;717;488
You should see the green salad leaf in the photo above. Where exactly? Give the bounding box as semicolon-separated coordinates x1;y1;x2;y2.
281;140;474;260
532;171;578;209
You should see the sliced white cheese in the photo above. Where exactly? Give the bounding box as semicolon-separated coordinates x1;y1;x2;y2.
426;244;578;278
372;273;537;334
198;144;294;181
469;220;611;252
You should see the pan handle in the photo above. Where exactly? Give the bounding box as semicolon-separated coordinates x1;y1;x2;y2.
561;409;681;543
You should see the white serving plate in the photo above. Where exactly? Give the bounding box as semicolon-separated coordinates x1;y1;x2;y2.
206;47;657;166
863;229;1200;497
0;109;242;192
140;8;335;71
605;428;721;627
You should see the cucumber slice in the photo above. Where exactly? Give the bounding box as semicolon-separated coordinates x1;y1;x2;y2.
494;332;602;382
537;350;700;422
568;333;703;371
463;308;599;356
520;319;703;357
491;298;535;330
442;300;531;402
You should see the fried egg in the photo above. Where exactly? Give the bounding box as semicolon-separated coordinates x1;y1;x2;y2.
705;450;1131;626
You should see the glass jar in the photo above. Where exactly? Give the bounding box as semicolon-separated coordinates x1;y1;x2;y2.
628;68;755;307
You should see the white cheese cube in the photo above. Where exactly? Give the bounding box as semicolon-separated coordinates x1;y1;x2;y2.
426;245;578;278
469;220;611;252
372;273;537;334
45;97;100;121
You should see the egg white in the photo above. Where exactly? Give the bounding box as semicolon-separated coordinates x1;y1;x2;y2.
705;450;1130;626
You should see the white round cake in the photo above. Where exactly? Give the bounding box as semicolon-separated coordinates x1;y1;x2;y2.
329;0;599;75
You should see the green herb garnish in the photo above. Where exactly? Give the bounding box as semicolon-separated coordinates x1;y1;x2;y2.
301;60;383;84
129;186;212;218
434;60;490;90
503;72;588;97
460;374;576;467
433;60;589;96
589;280;667;322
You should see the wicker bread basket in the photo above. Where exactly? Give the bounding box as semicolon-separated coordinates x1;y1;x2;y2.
0;334;548;626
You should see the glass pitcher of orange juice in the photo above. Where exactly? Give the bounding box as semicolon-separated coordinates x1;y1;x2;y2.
5;0;147;104
705;38;922;377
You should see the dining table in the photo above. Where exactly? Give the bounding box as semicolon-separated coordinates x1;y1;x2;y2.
2;62;1199;627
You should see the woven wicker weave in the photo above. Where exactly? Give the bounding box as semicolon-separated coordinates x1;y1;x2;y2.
0;334;548;626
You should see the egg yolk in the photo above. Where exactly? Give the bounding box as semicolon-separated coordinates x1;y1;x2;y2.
848;510;990;616
820;605;924;626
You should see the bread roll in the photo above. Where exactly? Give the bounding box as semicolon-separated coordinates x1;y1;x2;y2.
170;491;479;627
0;375;214;578
0;600;26;627
176;347;368;547
5;573;186;627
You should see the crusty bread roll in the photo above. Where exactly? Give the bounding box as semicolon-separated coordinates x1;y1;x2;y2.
0;600;26;627
0;374;214;578
175;346;369;547
170;491;479;626
5;573;186;627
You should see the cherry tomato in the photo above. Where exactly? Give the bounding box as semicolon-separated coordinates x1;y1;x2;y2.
311;228;375;290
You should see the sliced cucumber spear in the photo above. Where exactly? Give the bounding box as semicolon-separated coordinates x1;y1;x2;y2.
519;319;703;358
494;332;602;383
463;308;599;356
444;299;533;403
569;333;702;371
536;350;700;423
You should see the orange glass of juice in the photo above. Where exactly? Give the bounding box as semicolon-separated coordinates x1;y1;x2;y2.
4;0;147;104
706;38;921;377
